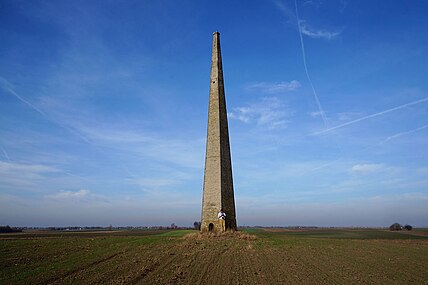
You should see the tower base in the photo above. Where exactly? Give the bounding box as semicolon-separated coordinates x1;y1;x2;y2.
200;219;236;233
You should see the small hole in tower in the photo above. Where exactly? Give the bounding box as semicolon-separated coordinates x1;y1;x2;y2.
212;81;215;84
208;223;214;232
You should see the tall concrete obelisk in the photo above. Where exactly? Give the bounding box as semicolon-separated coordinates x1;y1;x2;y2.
201;32;237;232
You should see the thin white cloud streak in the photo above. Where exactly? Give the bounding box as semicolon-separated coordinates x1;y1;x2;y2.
0;161;60;174
300;21;341;40
313;97;428;135
294;0;328;127
0;145;10;162
337;112;362;121
0;77;92;145
0;161;61;188
75;125;205;169
0;77;48;117
383;124;428;143
247;80;301;93
308;110;326;118
351;163;385;174
309;158;342;172
132;178;180;189
44;189;112;206
47;189;90;200
228;97;293;129
274;0;297;22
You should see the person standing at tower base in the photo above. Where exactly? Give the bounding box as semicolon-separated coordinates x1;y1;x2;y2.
218;209;226;231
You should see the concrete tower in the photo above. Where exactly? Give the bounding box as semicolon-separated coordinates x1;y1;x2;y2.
201;32;237;232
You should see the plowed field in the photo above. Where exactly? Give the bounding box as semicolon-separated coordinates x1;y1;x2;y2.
1;228;427;284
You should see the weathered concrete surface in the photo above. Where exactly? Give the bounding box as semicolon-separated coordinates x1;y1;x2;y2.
201;32;237;233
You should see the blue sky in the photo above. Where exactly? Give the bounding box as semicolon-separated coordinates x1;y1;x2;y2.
1;0;428;227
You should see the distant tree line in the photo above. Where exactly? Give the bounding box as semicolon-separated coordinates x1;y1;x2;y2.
0;226;22;233
0;223;208;232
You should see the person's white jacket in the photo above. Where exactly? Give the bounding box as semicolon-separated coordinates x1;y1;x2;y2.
218;211;226;220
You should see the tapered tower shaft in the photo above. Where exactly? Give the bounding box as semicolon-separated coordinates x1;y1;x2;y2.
201;32;237;232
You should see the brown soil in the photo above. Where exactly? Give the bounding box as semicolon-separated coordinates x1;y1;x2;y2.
1;229;427;284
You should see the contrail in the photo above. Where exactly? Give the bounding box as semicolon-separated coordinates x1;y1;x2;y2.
309;158;342;172
0;145;10;162
1;78;92;144
313;97;428;135
383;124;428;143
294;0;328;127
1;79;48;117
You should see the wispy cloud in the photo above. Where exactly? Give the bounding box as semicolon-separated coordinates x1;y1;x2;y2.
228;97;293;129
313;97;428;135
74;124;205;169
274;0;343;40
0;161;60;175
134;178;179;187
0;161;61;188
274;0;345;127
130;178;182;191
310;111;361;123
273;0;297;22
337;112;362;121
309;110;327;118
0;145;10;162
44;189;111;206
47;189;90;200
0;77;48;117
300;20;342;40
351;163;385;174
364;192;428;208
0;77;92;144
247;80;301;93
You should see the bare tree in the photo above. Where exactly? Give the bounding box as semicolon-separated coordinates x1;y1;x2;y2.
389;223;402;231
193;221;201;230
404;224;413;231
